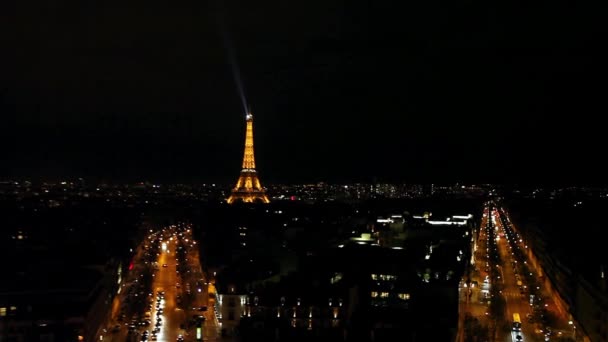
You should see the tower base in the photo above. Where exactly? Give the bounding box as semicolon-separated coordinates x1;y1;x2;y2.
227;191;270;204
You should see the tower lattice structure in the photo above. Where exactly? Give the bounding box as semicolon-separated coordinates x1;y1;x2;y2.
227;112;270;204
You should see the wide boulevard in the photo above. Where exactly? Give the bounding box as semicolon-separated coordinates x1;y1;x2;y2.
99;223;221;342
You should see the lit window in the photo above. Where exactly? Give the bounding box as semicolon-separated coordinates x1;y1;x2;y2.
0;307;6;317
380;292;389;298
371;291;378;298
9;306;16;311
398;293;411;300
371;274;378;280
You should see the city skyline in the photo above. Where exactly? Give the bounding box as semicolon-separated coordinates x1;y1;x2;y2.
0;177;600;342
1;2;606;341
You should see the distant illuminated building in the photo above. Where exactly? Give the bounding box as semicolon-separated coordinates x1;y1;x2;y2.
227;112;270;204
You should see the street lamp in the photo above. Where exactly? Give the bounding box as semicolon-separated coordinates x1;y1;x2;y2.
569;320;576;341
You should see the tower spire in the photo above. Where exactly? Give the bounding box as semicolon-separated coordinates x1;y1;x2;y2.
227;109;270;204
241;110;256;170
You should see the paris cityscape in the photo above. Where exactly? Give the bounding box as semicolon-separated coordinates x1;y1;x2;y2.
1;112;606;342
1;1;606;342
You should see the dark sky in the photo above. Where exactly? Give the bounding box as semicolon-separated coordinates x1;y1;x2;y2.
1;0;606;184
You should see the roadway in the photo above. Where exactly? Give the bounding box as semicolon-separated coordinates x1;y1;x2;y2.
152;240;187;341
99;224;219;342
498;208;576;341
459;202;548;342
494;214;534;342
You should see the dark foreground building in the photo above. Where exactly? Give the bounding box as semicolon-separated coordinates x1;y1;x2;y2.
213;205;474;341
0;192;141;342
0;265;115;342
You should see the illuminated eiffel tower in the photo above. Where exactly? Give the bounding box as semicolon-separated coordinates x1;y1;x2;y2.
227;111;270;204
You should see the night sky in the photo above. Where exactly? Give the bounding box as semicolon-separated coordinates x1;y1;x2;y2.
1;1;606;184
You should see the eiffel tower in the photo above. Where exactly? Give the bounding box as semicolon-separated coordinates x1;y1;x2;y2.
227;111;270;204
